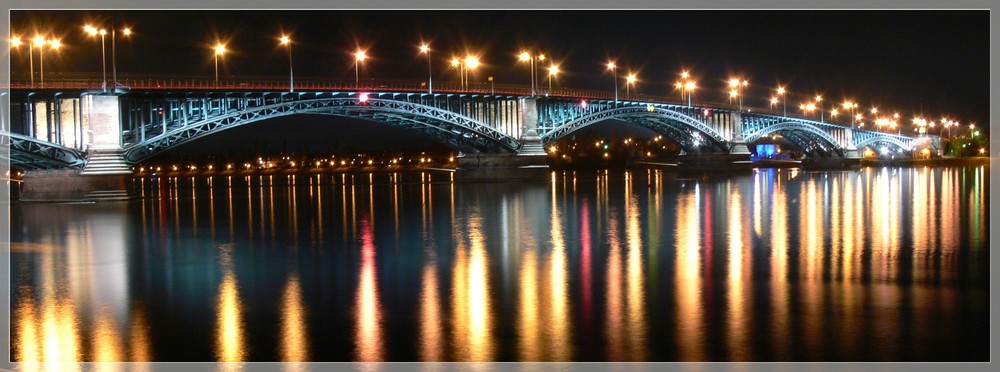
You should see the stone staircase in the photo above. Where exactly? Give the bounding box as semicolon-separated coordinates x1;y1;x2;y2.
80;149;132;175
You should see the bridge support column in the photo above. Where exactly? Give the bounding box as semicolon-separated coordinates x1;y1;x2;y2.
22;94;134;201
455;97;548;181
843;128;862;159
728;112;752;156
516;97;546;156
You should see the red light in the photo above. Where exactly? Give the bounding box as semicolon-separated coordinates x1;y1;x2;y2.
359;93;369;103
580;100;588;109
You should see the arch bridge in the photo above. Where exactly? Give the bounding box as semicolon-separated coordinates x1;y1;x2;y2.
2;81;922;172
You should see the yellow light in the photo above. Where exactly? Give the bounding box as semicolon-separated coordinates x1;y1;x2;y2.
855;114;863;120
893;112;899;119
606;61;616;69
48;39;61;49
122;28;132;36
674;82;682;89
684;81;696;91
626;73;637;84
742;80;748;86
842;101;853;109
549;146;557;153
280;35;290;45
419;44;429;53
806;103;816;111
777;86;785;95
99;29;107;36
519;52;531;61
465;56;480;69
538;54;546;61
33;35;45;47
451;57;460;67
84;25;96;34
770;97;778;104
831;109;839;116
681;70;689;79
728;78;739;88
214;43;226;55
729;89;738;98
870;107;878;114
814;95;822;102
10;36;20;47
548;64;560;76
355;50;367;62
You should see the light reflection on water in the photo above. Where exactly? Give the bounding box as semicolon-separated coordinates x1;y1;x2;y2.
10;167;990;362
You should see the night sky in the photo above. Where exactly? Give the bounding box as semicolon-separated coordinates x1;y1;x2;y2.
10;10;990;137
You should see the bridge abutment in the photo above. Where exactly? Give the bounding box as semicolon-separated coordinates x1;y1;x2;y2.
21;94;135;201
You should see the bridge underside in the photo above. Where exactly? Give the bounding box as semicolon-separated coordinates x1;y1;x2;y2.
760;129;844;157
124;98;520;163
543;115;729;153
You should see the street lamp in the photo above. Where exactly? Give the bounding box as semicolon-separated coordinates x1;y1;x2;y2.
112;26;132;90
607;61;618;102
815;95;823;122
33;36;59;88
519;51;539;95
728;78;748;111
280;35;294;92
547;64;560;95
625;73;637;98
465;55;480;90
10;36;35;87
214;42;226;87
354;49;367;89
777;86;786;116
419;43;432;94
451;57;464;90
84;26;108;90
684;80;696;107
769;96;778;111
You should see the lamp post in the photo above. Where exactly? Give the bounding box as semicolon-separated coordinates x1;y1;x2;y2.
728;78;748;111
769;96;778;112
214;43;226;87
547;64;559;95
518;52;535;95
451;57;464;90
777;86;786;116
420;44;431;94
815;95;823;122
34;36;58;88
84;26;108;91
10;36;34;87
280;35;293;92
112;27;131;90
465;55;479;90
684;80;696;107
354;49;367;89
607;61;618;102
625;73;636;99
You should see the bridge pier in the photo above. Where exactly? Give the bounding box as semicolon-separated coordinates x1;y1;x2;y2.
455;97;548;181
21;94;135;201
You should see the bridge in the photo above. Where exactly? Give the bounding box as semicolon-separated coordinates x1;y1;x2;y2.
3;76;926;176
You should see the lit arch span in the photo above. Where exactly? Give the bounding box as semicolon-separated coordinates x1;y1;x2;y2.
540;105;729;152
743;120;844;157
3;131;87;170
123;98;520;163
853;133;912;153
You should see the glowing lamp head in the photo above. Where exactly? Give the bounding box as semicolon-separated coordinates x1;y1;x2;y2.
770;97;778;104
419;44;429;53
280;35;290;45
728;78;739;88
729;89;738;98
607;61;616;69
814;95;822;102
806;103;816;111
354;50;367;62
681;70;689;79
674;82;682;89
122;28;132;36
870;107;878;114
214;43;226;55
538;54;545;61
842;101;853;109
548;65;560;76
33;35;45;47
777;86;785;95
519;52;530;61
84;25;96;34
465;56;479;69
48;39;61;50
580;99;588;109
451;57;460;67
684;81;696;91
9;36;20;47
99;29;107;36
626;74;637;84
358;93;369;103
831;109;839;116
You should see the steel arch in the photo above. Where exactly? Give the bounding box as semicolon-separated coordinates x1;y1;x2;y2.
853;134;911;152
123;97;520;163
3;132;87;170
540;106;729;151
743;121;844;156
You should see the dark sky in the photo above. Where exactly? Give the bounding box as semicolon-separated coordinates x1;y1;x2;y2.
11;10;989;130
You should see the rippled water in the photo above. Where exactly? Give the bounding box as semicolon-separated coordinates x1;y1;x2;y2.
9;166;990;362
